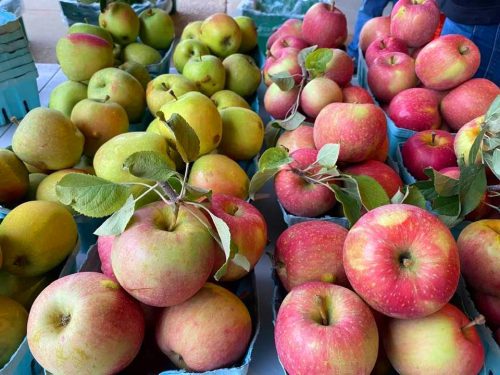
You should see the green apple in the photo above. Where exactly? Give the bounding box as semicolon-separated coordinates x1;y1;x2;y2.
182;55;225;96
26;173;47;201
0;270;51;309
146;74;197;115
98;1;140;45
48;80;87;118
181;20;203;41
211;90;250;110
87;67;146;123
0;296;28;368
113;43;123;64
139;8;175;50
172;39;210;73
67;23;113;44
119;61;152;89
219;107;264;160
200;13;242;58
0;149;29;206
235;16;258;53
223;53;261;97
123;42;162;66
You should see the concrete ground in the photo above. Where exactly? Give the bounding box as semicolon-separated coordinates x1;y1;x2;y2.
20;0;363;63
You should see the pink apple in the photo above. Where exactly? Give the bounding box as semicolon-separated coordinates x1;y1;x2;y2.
275;282;379;374
369;136;390;162
401;130;457;180
267;19;303;49
275;221;348;291
365;36;408;67
342;85;374;104
472;291;500;328
269;35;308;57
275;148;336;217
314;102;387;163
454;115;484;165
359;16;391;52
302;3;347;48
27;272;144;375
384;303;485;375
312;48;354;87
368;52;418;103
411;45;424;59
415;34;480;90
388;88;441;131
344;204;460;318
97;235;116;281
441;78;500;131
299;77;342;119
276;124;315;153
344;160;403;198
264;48;301;86
264;83;299;120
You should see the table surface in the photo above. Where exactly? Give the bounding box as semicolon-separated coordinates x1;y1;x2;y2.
0;64;287;375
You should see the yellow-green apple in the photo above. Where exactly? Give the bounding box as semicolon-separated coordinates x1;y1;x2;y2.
441;78;500;131
365;36;408;67
472;291;500;328
87;67;146;123
123;42;162;65
344;160;403;198
27;272;145;374
266;19;303;50
269;35;308;57
68;23;113;44
275;148;336;217
26;173;47;201
299;77;343;119
275;282;378;374
384;303;485;375
0;270;50;309
263;83;299;120
156;283;252;371
342;85;374;104
139;8;174;50
454;115;484;164
118;61;152;89
457;220;500;297
0;201;77;277
275;221;348;291
314;102;387;163
415;35;480;90
401;130;457;180
156;91;222;156
71;98;129;157
0;149;29;205
56;33;113;82
222;54;261;97
388;88;441;131
182;55;226;96
48;80;87;117
188;154;250;199
210;90;250;110
390;0;440;48
112;202;216;306
210;194;267;281
276;124;315;153
172;39;209;73
0;296;27;368
263;48;301;86
302;3;347;48
368;52;418;103
343;204;460;318
219;107;264;160
146;74;197;114
12;107;84;171
200;13;242;58
307;48;354;87
99;1;139;45
180;20;203;41
234;16;257;53
359;16;391;52
97;235;116;281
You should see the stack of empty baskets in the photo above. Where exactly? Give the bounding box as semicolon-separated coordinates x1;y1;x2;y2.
0;9;39;126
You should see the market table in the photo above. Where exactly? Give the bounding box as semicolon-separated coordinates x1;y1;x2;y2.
0;63;287;375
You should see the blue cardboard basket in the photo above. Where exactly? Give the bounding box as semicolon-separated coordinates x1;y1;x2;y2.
357;47;368;90
0;36;27;53
0;61;36;82
0;51;33;74
0;70;40;126
0;47;28;63
278;201;350;228
0;27;23;44
146;41;174;78
395;142;417;185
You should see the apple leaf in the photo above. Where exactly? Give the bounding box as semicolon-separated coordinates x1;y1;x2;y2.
349;175;390;210
264;121;283;148
258;146;293;171
391;187;407;204
433;195;461;217
485;95;500;131
484;148;500;179
123;151;180;182
329;184;361;227
484;137;500;150
94;195;135;236
248;169;279;201
459;163;487;215
56;174;131;218
316;143;340;169
413;179;438;201
269;71;296;92
298;45;318;67
468;126;486;165
429;169;460;197
401;186;427;209
305;48;333;77
232;253;251;271
279;112;306;131
158;112;200;163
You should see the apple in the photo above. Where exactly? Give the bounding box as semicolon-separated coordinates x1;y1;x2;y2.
123;42;162;65
344;204;460;318
222;54;261;97
182;55;226;96
172;39;210;74
342;85;374;104
156;282;252;371
275;221;348;291
269;35;308;57
235;16;258;53
275;282;379;374
267;19;302;49
368;52;418;103
275;148;336;217
200;13;242;58
139;8;175;50
98;1;139;45
457;220;500;297
441;78;500;131
276;124;315;153
146;73;197;115
118;61;152;90
299;77;342;119
181;20;203;41
344;160;403;198
359;16;391;52
263;83;299;120
48;80;87;118
0;270;50;310
0;296;28;368
97;235;116;281
210;194;267;281
384;303;484;375
472;291;500;328
415;34;480;90
369;136;390;162
388;88;441;131
365;36;408;67
314;102;387;163
68;23;113;44
27;272;145;374
0;148;29;206
390;0;440;48
210;90;250;111
307;48;354;87
264;48;301;86
302;3;347;48
454;115;484;165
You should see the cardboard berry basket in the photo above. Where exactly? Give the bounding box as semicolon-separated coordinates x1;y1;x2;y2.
147;40;174;78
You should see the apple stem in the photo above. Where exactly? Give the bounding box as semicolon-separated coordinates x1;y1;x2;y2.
459;45;469;55
390;55;396;65
315;295;329;326
431;131;436;145
167;88;178;100
330;0;336;11
10;116;19;126
462;315;485;330
402;258;412;268
147;8;153;16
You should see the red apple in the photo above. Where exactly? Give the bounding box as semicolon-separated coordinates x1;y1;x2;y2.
267;19;303;49
276;124;315;153
275;148;336;217
97;235;116;281
359;16;391;53
411;45;424;59
344;204;460;318
299;77;343;119
264;48;301;86
369;136;390;162
365;36;408;67
368;52;418;103
264;83;299;120
388;88;441;131
314;102;387;163
441;78;500;131
269;35;308;57
342;85;374;104
472;291;500;328
302;3;347;48
313;48;354;87
344;160;403;198
275;282;379;374
415;34;480;90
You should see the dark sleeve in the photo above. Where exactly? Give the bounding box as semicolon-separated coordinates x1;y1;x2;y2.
438;0;500;25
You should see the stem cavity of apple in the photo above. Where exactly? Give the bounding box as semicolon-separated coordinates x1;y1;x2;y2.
459;45;470;55
431;131;436;146
59;313;71;327
315;295;330;326
462;315;485;331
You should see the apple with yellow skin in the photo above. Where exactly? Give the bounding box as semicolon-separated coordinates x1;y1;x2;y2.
454;115;484;165
182;55;226;96
172;39;210;73
99;1;140;45
0;296;28;368
123;42;162;65
0;270;51;309
48;80;87;118
200;13;242;58
223;54;261;97
146;74;197;115
210;90;250;111
0;149;29;206
235;16;258;53
119;61;152;90
181;20;203;41
139;8;175;50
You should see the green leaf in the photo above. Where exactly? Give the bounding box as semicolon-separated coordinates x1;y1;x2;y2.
248;169;279;200
485;95;500;131
232;253;251;272
431;169;460;197
459;163;487;215
391;187;407;204
185;185;212;202
329;184;361;227
485;149;500;179
264;121;282;148
402;186;427;209
279;112;306;131
158;112;200;163
56;174;131;218
433;195;461;217
305;48;333;77
414;180;438;201
258;146;292;171
94;195;135;236
269;71;296;91
484;137;500;150
316;144;340;169
298;45;318;66
349;175;390;210
468;126;486;165
123;151;179;181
